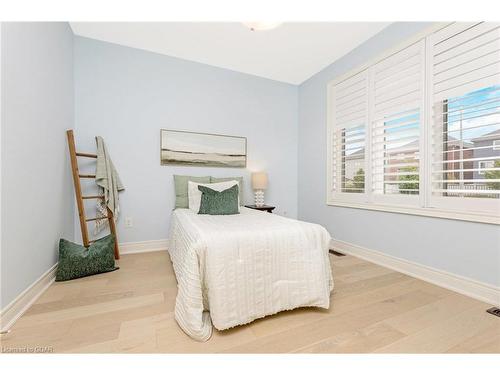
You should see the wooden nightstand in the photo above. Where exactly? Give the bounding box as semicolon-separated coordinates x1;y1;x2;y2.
244;204;275;213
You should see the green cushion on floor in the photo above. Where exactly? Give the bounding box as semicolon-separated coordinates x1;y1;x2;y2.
55;234;118;281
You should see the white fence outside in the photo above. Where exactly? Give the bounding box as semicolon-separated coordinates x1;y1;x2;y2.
446;183;499;198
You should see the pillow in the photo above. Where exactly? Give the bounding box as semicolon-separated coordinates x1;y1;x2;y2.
188;180;239;213
55;234;118;281
174;175;210;208
198;184;240;215
210;176;244;205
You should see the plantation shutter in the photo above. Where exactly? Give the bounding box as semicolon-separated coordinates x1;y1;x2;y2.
429;22;500;212
370;40;425;203
329;70;369;200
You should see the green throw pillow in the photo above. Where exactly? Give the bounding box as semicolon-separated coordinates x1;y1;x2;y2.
198;184;240;215
210;176;244;204
55;234;118;281
174;175;211;208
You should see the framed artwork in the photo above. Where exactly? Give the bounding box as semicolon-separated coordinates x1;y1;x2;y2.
160;129;247;168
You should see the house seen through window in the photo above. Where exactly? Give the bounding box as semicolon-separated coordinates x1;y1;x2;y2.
437;85;500;199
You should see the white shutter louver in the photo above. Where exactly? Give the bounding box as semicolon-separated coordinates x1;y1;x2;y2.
330;70;368;198
430;22;500;208
371;40;425;199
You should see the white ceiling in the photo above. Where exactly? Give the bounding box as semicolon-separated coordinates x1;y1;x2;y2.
70;22;390;85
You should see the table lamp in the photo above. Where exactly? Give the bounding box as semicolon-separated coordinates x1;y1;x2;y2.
251;172;268;207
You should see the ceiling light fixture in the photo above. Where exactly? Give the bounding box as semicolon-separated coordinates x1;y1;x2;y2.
243;22;282;31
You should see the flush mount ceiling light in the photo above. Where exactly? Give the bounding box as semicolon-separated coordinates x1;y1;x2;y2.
242;22;283;31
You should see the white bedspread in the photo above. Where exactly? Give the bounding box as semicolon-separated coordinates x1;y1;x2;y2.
168;208;333;341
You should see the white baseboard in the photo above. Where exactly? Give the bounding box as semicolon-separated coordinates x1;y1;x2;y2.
119;239;168;255
0;263;57;332
331;239;500;306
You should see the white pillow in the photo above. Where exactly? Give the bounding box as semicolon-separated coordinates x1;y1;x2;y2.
188;180;240;213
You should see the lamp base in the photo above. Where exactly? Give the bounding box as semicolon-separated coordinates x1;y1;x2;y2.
254;190;265;207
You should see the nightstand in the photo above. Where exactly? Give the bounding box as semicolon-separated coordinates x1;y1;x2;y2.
244;204;275;213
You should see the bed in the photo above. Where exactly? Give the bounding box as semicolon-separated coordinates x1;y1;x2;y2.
168;207;333;341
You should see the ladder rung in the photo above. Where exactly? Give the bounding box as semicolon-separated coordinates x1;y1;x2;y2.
76;152;97;158
82;195;105;200
79;174;96;178
86;216;109;222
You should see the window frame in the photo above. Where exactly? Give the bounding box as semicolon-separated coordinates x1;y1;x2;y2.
326;22;500;225
493;140;500;151
478;161;494;175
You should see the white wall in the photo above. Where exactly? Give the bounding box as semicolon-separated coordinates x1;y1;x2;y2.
298;22;500;287
1;22;75;309
74;36;299;244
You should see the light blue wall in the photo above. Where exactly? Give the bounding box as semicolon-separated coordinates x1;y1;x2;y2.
2;22;497;312
298;22;500;287
1;22;75;308
74;36;298;244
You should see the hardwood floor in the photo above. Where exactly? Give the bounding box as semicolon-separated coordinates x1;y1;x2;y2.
1;251;499;353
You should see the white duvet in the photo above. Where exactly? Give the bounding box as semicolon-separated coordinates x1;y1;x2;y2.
168;207;333;341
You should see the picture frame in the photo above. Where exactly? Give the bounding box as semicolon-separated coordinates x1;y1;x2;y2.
160;129;247;168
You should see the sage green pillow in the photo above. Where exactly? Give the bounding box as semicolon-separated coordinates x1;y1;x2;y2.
174;175;210;208
198;184;240;215
55;234;118;281
210;176;244;204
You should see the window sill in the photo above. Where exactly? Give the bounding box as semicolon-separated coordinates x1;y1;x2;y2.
326;200;499;225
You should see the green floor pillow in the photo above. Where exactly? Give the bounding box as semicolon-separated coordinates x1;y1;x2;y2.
56;234;119;281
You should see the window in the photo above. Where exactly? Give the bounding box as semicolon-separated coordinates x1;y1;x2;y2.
429;23;500;214
328;70;368;202
478;161;495;175
432;86;500;197
371;41;424;205
327;22;500;224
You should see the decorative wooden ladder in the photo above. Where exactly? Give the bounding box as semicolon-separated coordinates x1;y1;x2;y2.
66;129;120;259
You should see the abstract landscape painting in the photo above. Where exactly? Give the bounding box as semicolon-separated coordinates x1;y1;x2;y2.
161;129;247;167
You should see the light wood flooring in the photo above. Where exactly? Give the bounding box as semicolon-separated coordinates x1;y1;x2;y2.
1;251;499;353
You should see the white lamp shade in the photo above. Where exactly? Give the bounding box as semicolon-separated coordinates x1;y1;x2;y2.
251;172;268;190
